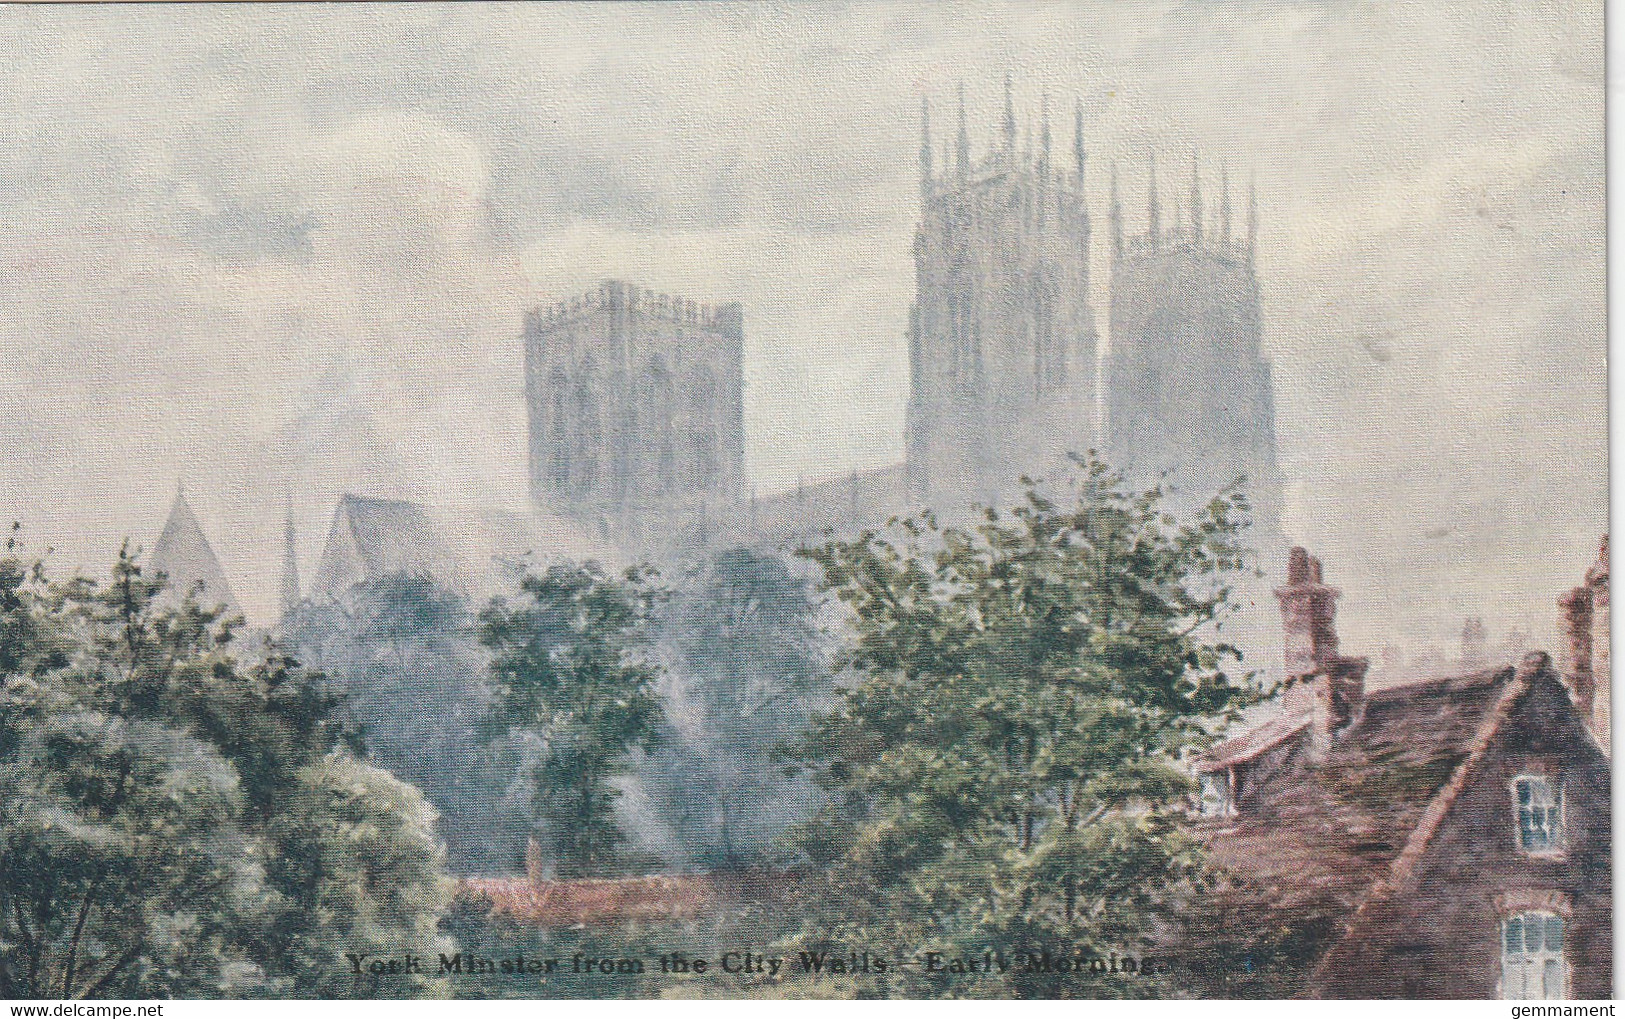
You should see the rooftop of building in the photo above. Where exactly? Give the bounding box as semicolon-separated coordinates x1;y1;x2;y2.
150;486;243;618
1202;664;1522;912
313;493;464;595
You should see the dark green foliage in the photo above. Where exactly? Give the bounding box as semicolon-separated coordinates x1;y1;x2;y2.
283;574;533;874
785;456;1260;998
263;755;452;997
0;537;450;998
480;562;664;878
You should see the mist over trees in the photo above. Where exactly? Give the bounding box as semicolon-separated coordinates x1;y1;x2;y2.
281;574;533;875
278;550;835;880
479;563;667;878
0;456;1269;999
783;458;1261;997
639;547;832;870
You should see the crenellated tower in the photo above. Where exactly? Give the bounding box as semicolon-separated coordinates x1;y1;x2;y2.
904;79;1100;511
524;280;745;548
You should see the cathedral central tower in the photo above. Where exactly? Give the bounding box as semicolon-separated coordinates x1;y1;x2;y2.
524;280;745;548
904;81;1100;512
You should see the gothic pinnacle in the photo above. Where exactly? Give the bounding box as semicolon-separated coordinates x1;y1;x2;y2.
956;81;970;178
919;96;933;195
1109;160;1123;257
1147;149;1160;250
1247;170;1258;261
1039;92;1051;175
1190;149;1203;244
1073;99;1085;183
1002;72;1016;160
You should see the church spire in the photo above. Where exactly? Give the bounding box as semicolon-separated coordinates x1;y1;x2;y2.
1002;72;1016;162
1147;150;1160;251
1219;162;1232;246
1072;99;1085;185
1039;92;1051;178
1109;160;1122;258
956;82;970;179
919;97;933;198
1190;149;1203;244
279;495;301;622
1246;171;1258;262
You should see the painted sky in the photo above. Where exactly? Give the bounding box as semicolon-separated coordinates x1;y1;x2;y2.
0;2;1604;662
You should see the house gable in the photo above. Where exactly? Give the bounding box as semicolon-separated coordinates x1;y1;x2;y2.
1312;669;1611;998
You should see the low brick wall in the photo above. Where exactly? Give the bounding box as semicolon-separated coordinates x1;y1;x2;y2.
459;871;794;927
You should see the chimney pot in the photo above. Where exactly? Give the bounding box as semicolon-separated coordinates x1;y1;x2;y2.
1287;546;1310;585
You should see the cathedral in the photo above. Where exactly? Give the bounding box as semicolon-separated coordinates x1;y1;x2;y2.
1102;153;1284;541
521;82;1286;589
903;80;1283;544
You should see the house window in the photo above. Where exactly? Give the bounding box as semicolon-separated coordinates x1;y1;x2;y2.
1512;775;1563;853
1501;911;1567;999
1199;771;1233;818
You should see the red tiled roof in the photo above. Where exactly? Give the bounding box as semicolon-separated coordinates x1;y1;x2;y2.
459;871;795;927
1200;665;1514;915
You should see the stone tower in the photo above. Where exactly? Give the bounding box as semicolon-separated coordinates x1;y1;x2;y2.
1103;157;1284;542
524;280;745;546
904;81;1100;512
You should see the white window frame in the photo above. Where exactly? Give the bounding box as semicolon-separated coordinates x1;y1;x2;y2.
1500;910;1569;1000
1510;773;1565;856
1198;770;1234;819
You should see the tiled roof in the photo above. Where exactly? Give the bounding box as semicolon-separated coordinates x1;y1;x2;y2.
459;872;793;927
338;494;449;579
1202;711;1312;771
312;493;462;597
1201;665;1515;915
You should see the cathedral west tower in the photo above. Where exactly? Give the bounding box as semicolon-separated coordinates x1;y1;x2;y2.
1103;156;1284;545
904;81;1100;512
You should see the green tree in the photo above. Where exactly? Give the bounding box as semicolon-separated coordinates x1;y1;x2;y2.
788;456;1259;998
265;754;452;997
480;562;664;878
0;538;451;998
283;573;533;875
646;547;829;868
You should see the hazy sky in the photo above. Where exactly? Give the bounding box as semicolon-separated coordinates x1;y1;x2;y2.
0;2;1604;660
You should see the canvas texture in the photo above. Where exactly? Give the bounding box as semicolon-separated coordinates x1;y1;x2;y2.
0;2;1607;1002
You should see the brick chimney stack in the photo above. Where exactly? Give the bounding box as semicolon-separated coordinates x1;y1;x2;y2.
1562;534;1610;756
1275;546;1369;753
1558;585;1594;711
1276;546;1343;681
